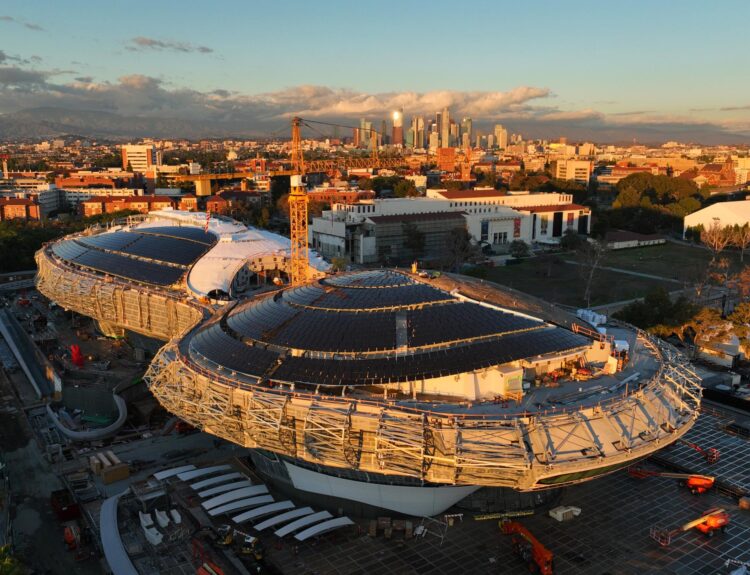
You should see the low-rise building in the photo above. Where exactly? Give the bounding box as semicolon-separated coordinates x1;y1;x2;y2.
0;198;41;221
80;195;175;217
555;159;592;184
683;200;750;237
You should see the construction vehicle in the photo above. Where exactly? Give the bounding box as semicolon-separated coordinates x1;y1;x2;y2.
677;439;720;464
215;524;234;547
627;466;715;494
500;520;554;575
238;533;264;562
650;508;730;546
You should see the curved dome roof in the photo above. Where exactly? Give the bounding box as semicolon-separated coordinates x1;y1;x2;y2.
186;270;590;386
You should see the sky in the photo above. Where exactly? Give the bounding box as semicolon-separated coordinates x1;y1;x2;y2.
1;0;750;142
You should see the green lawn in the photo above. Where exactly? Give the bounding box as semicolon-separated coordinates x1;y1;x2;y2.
601;242;741;283
484;254;679;308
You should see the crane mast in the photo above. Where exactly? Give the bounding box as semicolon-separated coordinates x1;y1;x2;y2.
288;116;309;286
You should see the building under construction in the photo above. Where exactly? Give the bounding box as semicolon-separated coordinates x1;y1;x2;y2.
36;209;703;516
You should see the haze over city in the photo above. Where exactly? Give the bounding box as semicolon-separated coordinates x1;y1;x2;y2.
2;0;750;142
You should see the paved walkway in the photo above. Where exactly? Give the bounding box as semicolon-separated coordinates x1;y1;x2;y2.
562;259;683;284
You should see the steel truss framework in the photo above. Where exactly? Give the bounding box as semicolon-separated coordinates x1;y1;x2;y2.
36;242;704;490
144;330;702;490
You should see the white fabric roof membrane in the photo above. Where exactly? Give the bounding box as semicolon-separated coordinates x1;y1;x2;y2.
274;511;332;538
201;485;269;510
294;517;355;542
190;472;244;491
197;480;253;498
207;495;274;517
254;507;314;532
134;210;330;298
232;501;294;524
177;465;232;481
153;465;195;481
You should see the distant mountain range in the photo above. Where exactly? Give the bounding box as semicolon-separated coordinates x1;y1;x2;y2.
0;106;748;145
0;107;265;141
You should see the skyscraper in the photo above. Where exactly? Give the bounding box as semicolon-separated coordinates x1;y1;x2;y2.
494;124;508;149
411;116;425;149
391;109;403;147
380;119;388;146
440;107;450;148
460;118;473;144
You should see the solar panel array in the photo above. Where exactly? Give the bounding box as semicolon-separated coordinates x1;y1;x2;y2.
323;270;412;288
271;328;589;386
285;283;448;311
50;226;217;286
407;303;539;346
137;226;216;245
228;297;396;352
73;249;184;286
190;324;278;376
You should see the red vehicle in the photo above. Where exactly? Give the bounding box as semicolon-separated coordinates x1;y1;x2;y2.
501;520;554;574
627;466;715;494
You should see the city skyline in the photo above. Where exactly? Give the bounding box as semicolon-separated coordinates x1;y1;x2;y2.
1;0;750;143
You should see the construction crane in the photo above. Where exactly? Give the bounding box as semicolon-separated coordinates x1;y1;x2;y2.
627;466;715;494
650;507;729;546
288;117;309;286
500;520;554;575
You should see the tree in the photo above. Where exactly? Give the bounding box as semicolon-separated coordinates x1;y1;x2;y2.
509;239;530;258
701;221;733;262
444;227;477;271
560;229;585;251
577;239;607;307
330;256;348;272
732;223;750;262
402;222;425;259
394;179;418;198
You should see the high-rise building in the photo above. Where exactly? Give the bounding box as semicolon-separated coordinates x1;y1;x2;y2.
428;132;440;152
460;118;472;143
440;107;450;148
391;109;403;147
358;118;373;149
380;119;388;146
411;116;425;149
122;144;160;173
494;124;508;149
450;122;459;147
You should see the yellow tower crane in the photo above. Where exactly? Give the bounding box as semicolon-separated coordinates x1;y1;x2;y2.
288;117;309;286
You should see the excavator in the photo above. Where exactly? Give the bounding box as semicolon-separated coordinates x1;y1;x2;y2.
627;466;715;494
500;520;554;574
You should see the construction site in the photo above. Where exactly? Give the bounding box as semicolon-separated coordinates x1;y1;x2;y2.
0;117;748;574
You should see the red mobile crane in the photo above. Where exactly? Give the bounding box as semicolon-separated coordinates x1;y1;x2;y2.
627;466;715;494
677;439;720;464
501;520;554;575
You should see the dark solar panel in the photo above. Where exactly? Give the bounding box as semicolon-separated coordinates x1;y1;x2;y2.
323;270;412;288
228;297;396;353
190;325;278;376
408;303;539;347
51;240;89;261
73;250;184;286
271;328;589;386
120;234;208;266
77;231;140;252
137;226;216;246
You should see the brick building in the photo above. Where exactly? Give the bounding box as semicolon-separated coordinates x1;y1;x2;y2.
0;198;41;221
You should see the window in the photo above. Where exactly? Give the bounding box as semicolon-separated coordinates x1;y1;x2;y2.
540;215;549;235
567;212;574;227
493;231;508;245
480;221;489;242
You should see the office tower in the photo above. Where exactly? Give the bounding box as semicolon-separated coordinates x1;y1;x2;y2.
494;124;508;149
392;109;403;147
450;122;459;147
440;107;450;148
411;116;425;149
121;144;160;172
461;118;472;143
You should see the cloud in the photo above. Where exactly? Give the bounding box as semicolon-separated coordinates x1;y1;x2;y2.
0;69;746;143
127;36;213;54
719;104;750;112
0;15;43;31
